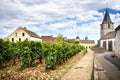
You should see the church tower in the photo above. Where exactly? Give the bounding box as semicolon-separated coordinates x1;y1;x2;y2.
100;9;114;38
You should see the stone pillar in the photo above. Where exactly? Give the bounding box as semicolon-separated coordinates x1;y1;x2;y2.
106;40;108;51
100;40;103;47
112;40;115;51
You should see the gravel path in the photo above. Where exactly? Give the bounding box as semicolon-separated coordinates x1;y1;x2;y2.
61;49;94;80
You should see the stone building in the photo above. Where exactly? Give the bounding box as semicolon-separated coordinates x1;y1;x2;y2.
41;36;56;42
115;25;120;58
99;9;115;51
4;27;41;42
80;40;95;48
65;36;95;47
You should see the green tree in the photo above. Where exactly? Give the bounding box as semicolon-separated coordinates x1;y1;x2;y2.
55;34;63;43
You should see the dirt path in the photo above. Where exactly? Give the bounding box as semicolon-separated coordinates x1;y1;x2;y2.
61;49;94;80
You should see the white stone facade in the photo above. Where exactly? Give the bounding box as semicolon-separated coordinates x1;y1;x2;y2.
100;38;115;51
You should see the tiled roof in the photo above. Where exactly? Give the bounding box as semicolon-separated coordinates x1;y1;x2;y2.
80;40;95;44
41;36;55;42
20;27;40;38
101;31;115;39
102;9;113;24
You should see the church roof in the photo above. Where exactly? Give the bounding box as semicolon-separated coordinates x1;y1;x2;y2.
101;31;115;40
102;9;113;24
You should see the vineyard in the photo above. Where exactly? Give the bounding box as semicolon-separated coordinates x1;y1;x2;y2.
0;39;88;69
0;39;88;79
0;39;87;70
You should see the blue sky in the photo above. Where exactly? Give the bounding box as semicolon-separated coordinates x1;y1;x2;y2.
0;0;120;43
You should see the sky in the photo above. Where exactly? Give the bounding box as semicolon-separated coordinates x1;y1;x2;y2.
0;0;120;43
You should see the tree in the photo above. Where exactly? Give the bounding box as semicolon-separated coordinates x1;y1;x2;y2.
85;36;88;40
55;34;63;43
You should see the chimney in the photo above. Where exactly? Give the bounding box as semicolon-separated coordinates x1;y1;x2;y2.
24;27;26;29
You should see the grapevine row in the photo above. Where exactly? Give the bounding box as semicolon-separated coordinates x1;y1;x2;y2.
0;39;87;69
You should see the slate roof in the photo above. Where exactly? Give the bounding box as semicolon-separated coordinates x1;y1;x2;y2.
101;31;115;40
80;40;95;44
19;27;40;38
102;9;113;24
115;25;120;32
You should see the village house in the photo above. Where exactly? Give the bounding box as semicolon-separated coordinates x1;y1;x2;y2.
80;36;95;47
80;40;95;48
99;9;115;51
4;27;41;42
115;25;120;58
75;36;80;41
41;35;65;43
65;36;95;47
4;27;95;47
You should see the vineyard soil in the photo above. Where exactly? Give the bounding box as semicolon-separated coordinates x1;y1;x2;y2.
0;52;84;80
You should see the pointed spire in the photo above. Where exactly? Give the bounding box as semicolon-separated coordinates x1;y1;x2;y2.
102;9;113;24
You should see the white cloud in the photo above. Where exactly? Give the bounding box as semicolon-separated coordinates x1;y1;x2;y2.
0;0;120;43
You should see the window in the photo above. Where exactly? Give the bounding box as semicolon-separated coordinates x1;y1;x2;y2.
12;38;14;42
101;25;103;29
22;33;25;36
26;38;28;41
19;38;21;41
15;32;17;37
108;24;110;28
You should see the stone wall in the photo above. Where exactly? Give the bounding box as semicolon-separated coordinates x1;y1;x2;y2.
115;30;120;58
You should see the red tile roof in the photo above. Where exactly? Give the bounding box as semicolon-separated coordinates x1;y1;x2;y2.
41;36;55;42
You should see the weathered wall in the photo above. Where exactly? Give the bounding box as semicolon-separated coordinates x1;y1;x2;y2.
101;23;114;38
115;30;120;58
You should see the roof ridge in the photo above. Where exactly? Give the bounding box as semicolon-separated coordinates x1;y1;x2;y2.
21;27;40;38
